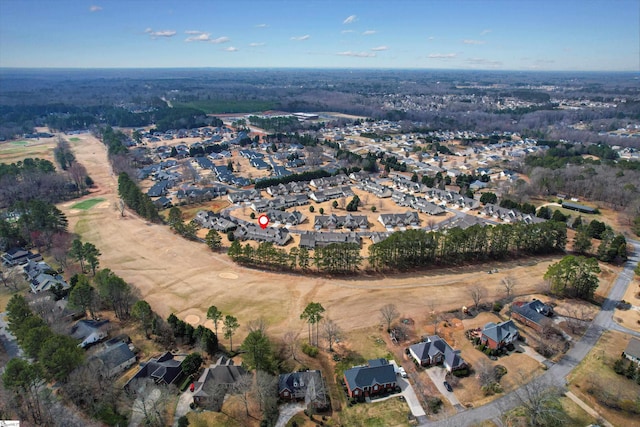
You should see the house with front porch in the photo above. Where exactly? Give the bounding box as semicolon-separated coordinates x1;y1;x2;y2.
408;335;466;372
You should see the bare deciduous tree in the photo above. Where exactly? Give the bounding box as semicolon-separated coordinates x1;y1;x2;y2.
322;317;342;352
470;286;486;311
283;330;299;362
231;374;254;418
247;317;268;335
125;378;176;427
379;303;400;332
0;264;23;291
502;276;517;300
507;376;567;427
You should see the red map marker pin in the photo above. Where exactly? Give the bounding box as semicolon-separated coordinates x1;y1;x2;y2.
258;214;270;229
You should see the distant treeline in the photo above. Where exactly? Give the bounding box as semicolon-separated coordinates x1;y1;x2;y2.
254;169;331;189
526;141;619;169
225;221;567;274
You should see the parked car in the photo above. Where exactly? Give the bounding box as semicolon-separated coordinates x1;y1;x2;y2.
398;367;407;378
443;381;453;392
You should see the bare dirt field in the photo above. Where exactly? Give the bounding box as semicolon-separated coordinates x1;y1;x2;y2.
3;134;572;348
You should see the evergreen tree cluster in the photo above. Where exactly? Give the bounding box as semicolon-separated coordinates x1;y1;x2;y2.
167;313;218;355
254;169;331;189
117;172;160;222
5;294;84;382
368;222;566;271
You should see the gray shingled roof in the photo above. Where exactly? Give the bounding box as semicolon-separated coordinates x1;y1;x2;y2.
344;360;396;390
624;338;640;359
482;320;518;344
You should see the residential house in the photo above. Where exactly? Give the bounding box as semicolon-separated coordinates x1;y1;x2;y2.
2;247;42;266
309;175;350;189
92;340;136;377
408;336;467;372
125;352;185;389
314;214;368;230
251;195;309;212
298;231;361;249
343;359;397;399
511;300;553;333
623;338;640;365
265;181;309;197
378;212;421;229
228;189;261;204
147;180;172;198
358;181;393;198
309;186;353;203
233;224;291;246
192;356;247;410
193;211;238;232
481;320;519;350
71;319;111;348
278;370;329;409
266;210;306;226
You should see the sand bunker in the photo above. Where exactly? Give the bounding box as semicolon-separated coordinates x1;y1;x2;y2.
219;272;238;279
184;314;200;325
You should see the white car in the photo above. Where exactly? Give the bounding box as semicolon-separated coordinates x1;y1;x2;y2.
397;367;407;378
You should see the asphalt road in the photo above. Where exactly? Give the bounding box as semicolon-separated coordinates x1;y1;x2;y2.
425;239;640;427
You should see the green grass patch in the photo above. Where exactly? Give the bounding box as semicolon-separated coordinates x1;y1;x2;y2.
69;137;81;142
11;140;29;146
177;100;277;114
340;397;412;427
71;198;105;210
74;218;91;235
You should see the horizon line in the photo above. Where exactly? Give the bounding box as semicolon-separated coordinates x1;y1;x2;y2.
0;66;638;74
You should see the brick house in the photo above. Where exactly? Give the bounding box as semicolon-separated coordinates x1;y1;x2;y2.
481;320;519;350
511;300;553;333
343;359;397;399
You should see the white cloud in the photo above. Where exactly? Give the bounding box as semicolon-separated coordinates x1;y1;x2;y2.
255;23;268;28
362;30;377;36
480;29;492;36
210;36;230;44
341;29;355;34
224;46;238;52
428;53;457;59
463;39;486;45
145;29;177;38
343;15;357;24
428;36;436;41
249;42;266;47
185;30;204;35
337;51;376;58
291;35;310;41
371;46;388;51
185;33;211;42
89;5;102;12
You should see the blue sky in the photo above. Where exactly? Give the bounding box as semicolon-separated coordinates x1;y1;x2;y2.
0;0;638;70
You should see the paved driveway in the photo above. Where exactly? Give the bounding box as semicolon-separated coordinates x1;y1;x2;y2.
275;402;305;427
424;367;462;410
172;389;194;426
396;376;427;417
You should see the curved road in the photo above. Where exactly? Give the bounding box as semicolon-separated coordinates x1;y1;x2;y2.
425;239;640;426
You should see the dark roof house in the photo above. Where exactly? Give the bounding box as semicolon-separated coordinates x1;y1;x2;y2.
92;340;136;377
408;335;466;372
343;359;397;399
278;370;329;409
511;299;553;332
192;356;247;410
125;352;185;389
481;320;519;350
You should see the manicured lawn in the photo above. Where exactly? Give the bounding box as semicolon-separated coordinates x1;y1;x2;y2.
71;197;105;210
11;140;28;145
339;397;413;427
69;137;81;142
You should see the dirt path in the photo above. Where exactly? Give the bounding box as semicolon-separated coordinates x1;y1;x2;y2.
60;134;559;343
